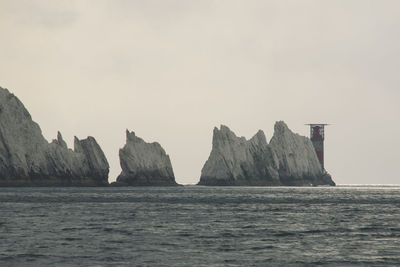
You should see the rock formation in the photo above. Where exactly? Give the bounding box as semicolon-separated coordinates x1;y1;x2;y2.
198;126;280;186
269;121;335;186
115;130;178;186
0;86;109;186
198;121;335;186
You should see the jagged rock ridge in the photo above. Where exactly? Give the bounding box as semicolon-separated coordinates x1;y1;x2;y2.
198;121;335;186
115;130;178;186
198;126;280;186
0;87;109;186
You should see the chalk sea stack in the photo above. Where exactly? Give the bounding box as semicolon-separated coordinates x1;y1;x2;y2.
198;126;280;186
0;87;109;186
115;130;178;186
198;121;335;186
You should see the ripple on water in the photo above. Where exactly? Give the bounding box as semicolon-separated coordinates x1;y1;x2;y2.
1;186;400;266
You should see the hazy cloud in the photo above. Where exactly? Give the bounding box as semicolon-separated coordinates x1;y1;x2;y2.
0;0;399;184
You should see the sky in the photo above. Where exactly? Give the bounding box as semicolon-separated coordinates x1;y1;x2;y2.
0;0;399;185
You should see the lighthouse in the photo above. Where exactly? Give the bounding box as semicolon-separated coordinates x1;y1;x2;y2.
306;124;329;169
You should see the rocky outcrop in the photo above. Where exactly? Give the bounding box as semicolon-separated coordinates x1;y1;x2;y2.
115;130;178;186
198;121;335;186
269;121;335;186
198;126;280;186
0;86;109;186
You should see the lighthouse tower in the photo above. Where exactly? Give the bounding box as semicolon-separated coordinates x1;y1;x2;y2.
306;124;329;169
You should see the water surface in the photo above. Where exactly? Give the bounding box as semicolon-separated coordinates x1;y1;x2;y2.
1;186;400;266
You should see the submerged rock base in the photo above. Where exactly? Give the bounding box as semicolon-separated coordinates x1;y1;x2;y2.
0;176;108;187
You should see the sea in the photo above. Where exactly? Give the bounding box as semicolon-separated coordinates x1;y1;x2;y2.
1;186;400;266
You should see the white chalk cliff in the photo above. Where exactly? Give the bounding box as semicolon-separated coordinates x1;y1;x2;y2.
198;126;280;185
198;121;335;186
116;130;177;186
0;87;109;186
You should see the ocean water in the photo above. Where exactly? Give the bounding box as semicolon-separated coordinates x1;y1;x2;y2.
1;186;400;266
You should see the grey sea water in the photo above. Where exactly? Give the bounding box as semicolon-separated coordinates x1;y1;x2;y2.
1;186;400;266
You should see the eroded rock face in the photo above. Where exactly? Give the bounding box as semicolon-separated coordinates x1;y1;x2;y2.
116;130;178;186
198;122;335;186
0;87;109;186
198;126;279;186
269;121;335;186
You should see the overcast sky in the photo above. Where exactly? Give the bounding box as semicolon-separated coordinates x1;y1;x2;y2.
0;0;399;184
